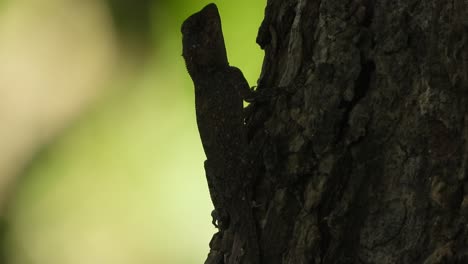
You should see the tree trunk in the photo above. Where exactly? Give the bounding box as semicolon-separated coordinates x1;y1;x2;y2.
229;0;468;263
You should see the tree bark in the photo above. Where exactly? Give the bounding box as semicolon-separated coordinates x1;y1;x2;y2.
236;0;468;263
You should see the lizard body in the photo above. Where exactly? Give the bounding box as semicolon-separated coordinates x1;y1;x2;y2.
181;3;259;264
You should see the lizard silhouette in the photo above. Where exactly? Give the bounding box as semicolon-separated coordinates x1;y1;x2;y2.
182;3;259;264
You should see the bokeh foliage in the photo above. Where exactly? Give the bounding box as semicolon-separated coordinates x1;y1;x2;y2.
2;0;264;263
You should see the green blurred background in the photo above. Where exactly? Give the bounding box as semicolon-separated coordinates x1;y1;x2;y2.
0;0;263;263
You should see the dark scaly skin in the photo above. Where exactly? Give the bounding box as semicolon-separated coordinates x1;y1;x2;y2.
182;4;259;264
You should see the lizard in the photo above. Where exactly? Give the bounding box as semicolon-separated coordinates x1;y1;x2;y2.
181;3;260;264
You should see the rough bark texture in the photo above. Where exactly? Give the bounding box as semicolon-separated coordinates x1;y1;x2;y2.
242;0;468;263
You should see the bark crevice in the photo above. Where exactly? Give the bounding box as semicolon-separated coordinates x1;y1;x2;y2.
244;0;468;263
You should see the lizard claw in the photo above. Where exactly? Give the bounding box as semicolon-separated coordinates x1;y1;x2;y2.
211;209;230;230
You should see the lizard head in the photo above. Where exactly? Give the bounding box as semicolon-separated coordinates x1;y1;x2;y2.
181;3;229;76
